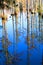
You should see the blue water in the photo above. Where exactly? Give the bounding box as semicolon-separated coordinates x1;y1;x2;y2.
0;12;43;65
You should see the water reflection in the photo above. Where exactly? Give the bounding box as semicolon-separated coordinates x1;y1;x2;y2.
0;11;43;65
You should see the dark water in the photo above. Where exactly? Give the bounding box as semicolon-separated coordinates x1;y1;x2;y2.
0;12;43;65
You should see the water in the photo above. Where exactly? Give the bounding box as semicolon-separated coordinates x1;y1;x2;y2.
0;12;43;65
